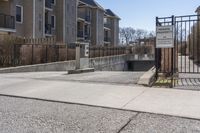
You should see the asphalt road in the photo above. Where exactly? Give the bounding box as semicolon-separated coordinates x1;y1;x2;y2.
0;96;200;133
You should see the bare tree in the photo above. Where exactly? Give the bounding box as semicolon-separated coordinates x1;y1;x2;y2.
148;31;155;38
119;27;156;45
120;27;132;45
129;28;136;42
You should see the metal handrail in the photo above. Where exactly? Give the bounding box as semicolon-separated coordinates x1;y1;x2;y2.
0;13;15;29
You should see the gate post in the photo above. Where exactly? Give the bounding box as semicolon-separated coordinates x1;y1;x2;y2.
155;16;176;87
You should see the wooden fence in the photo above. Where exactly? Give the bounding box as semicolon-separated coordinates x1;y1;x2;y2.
0;35;155;68
0;34;56;45
0;43;76;68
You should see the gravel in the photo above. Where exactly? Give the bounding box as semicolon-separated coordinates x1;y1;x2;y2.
0;96;136;133
121;113;200;133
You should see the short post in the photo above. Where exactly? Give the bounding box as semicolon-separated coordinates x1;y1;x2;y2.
75;42;80;70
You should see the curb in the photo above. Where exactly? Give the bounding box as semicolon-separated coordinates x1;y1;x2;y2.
137;66;156;87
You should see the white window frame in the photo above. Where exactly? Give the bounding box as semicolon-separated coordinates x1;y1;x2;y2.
51;15;56;29
16;5;23;24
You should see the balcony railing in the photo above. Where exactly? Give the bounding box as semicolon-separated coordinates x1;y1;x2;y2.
78;11;91;22
85;16;91;22
45;24;52;35
104;23;111;29
104;37;111;42
0;13;15;30
45;0;52;9
84;33;90;40
77;30;84;38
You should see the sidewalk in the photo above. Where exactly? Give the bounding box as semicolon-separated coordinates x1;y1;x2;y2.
0;72;200;120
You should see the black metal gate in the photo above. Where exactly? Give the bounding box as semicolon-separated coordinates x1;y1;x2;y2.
155;15;200;88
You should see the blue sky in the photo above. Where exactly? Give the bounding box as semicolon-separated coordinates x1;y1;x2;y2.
96;0;200;31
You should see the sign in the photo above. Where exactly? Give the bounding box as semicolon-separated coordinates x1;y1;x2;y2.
84;44;89;57
156;25;174;48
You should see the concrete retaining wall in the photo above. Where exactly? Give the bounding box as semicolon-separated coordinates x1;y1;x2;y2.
0;55;128;73
0;61;76;73
90;55;127;71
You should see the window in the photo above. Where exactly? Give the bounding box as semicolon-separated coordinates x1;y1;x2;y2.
51;15;55;29
16;5;23;23
104;18;107;24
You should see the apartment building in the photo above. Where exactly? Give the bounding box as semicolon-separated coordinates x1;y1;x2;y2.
78;0;104;46
0;0;77;44
77;0;120;46
104;9;120;46
0;0;120;46
196;6;200;14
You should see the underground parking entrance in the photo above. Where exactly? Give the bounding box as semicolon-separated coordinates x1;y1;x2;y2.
127;60;154;71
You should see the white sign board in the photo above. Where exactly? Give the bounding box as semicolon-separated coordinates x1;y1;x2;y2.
156;25;174;48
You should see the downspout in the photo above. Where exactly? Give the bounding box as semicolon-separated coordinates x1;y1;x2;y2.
43;0;45;37
63;0;66;43
33;0;36;38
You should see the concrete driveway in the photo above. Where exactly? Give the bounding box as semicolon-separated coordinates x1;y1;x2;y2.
0;71;144;86
0;71;200;120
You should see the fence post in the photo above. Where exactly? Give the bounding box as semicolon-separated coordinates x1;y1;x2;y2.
31;44;34;64
99;47;101;57
12;44;16;66
57;45;60;61
46;45;48;63
66;45;68;61
103;47;105;57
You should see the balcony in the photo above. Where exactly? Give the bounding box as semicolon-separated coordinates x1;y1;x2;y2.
78;15;91;22
104;37;111;42
77;30;84;38
78;10;91;22
85;16;91;22
84;32;90;40
0;13;15;32
45;24;52;35
45;0;52;9
104;23;111;29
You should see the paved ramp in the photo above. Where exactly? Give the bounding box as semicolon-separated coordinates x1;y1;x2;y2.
0;71;144;86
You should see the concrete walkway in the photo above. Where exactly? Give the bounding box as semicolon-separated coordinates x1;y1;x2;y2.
0;72;200;120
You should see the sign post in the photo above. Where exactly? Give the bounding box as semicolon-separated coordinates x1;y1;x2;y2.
156;25;174;48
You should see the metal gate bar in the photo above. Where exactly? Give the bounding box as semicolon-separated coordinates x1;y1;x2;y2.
156;14;200;87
